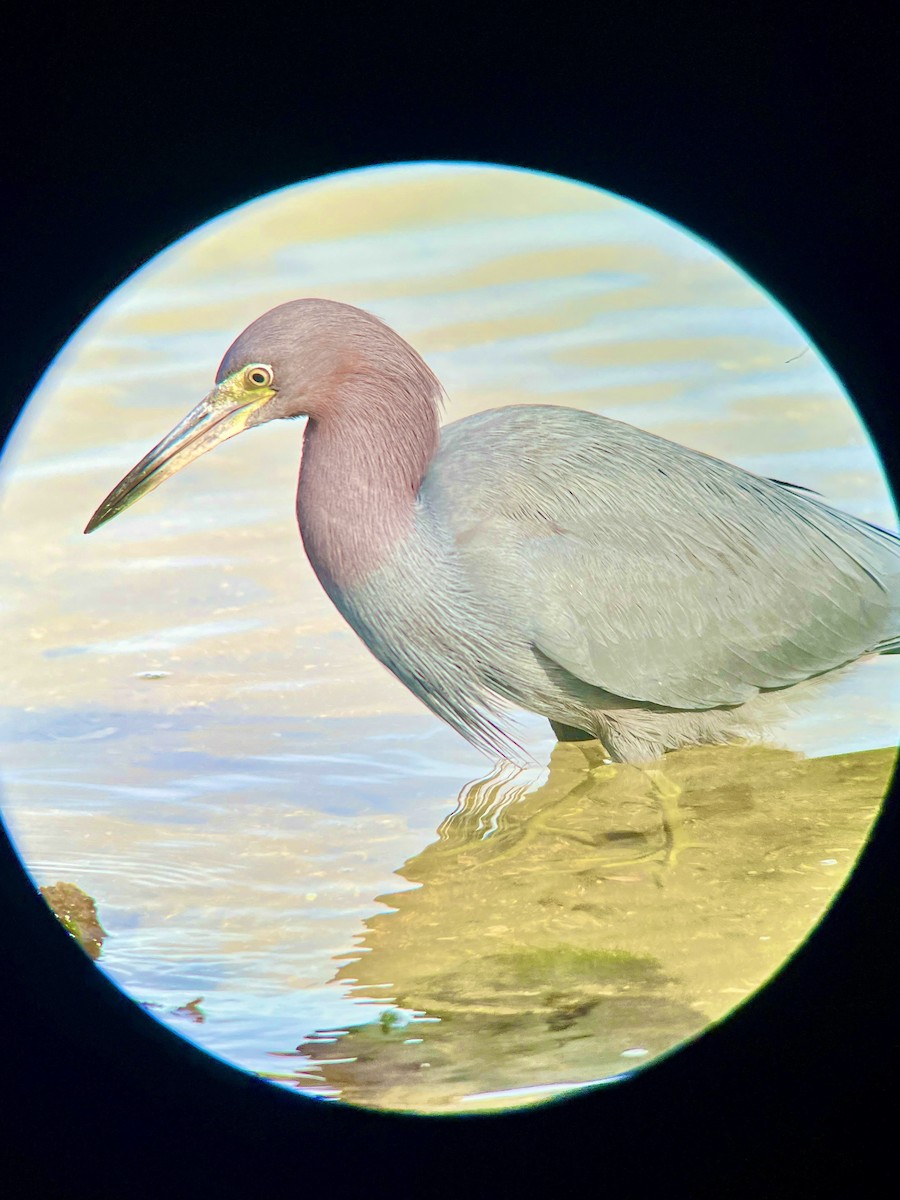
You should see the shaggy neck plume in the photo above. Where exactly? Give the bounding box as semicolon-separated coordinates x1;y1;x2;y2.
296;368;441;592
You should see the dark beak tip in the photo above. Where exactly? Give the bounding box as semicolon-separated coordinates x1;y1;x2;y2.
84;508;109;534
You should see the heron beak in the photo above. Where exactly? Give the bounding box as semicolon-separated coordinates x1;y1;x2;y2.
84;378;272;533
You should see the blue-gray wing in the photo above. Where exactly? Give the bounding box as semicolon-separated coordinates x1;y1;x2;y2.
428;406;900;710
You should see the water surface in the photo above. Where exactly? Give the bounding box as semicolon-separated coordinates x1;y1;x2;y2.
1;162;897;1112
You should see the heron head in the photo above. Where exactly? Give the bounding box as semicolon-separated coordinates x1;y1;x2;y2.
84;298;427;533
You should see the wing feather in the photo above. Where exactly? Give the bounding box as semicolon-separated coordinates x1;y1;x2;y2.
429;406;900;712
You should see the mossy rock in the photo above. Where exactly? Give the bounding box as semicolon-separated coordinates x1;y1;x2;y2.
40;882;107;959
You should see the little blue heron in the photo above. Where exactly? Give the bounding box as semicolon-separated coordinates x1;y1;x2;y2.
86;299;900;764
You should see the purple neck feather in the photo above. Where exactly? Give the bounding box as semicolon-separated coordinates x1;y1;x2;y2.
296;366;442;591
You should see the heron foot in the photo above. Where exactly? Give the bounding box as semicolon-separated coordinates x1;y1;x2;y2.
641;767;703;867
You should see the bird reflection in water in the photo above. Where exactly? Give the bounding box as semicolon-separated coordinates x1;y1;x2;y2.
281;739;892;1113
436;744;696;874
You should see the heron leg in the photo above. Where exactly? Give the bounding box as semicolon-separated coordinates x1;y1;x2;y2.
443;746;616;866
549;719;597;743
560;764;701;871
503;765;613;853
442;748;698;874
549;720;616;779
640;767;699;867
460;752;664;870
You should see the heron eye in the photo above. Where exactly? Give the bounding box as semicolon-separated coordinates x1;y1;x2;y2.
246;365;273;388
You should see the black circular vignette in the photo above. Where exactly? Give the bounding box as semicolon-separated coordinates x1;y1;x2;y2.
1;9;896;1197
